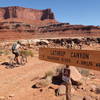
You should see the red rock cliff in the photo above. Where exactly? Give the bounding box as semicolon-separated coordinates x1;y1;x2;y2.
0;6;55;20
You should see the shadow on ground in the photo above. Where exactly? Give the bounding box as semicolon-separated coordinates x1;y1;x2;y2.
1;62;18;69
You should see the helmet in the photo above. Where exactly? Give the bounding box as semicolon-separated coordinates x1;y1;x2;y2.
17;41;21;45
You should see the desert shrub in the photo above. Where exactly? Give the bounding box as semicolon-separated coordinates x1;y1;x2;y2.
4;50;10;55
20;50;34;57
27;50;34;57
55;64;66;72
45;66;63;77
0;50;4;56
45;71;54;77
78;68;90;77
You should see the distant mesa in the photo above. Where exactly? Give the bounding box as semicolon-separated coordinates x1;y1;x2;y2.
0;6;100;40
0;6;55;21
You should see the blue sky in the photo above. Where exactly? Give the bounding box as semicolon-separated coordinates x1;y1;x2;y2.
0;0;100;25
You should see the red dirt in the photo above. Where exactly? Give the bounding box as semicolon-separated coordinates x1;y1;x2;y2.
0;57;61;100
0;55;100;100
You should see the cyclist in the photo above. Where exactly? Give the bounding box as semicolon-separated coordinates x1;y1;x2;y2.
11;41;22;64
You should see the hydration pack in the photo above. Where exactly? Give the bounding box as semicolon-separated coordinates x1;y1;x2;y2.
12;43;17;50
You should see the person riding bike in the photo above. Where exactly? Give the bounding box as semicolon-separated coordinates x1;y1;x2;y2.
11;41;22;64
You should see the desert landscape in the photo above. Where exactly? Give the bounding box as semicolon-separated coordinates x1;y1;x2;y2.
0;6;100;100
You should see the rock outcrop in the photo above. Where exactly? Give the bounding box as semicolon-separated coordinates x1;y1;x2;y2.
0;6;100;40
37;23;100;34
0;6;55;20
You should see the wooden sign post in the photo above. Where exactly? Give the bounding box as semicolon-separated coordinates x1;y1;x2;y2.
65;65;71;100
39;48;100;100
39;48;100;71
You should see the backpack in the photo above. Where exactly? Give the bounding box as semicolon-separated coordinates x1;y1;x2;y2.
12;43;17;50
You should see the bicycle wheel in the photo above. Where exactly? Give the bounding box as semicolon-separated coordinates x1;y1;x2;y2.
20;55;27;65
8;56;16;68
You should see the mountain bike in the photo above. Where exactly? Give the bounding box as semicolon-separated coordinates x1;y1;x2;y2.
7;53;27;68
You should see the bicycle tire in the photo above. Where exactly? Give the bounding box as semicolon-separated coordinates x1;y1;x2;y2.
8;57;16;68
20;56;27;65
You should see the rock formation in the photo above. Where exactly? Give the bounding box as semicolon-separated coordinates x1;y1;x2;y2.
0;6;55;20
0;6;100;40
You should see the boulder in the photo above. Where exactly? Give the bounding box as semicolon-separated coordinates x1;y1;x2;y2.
45;76;52;83
55;85;75;96
70;66;82;81
55;85;66;96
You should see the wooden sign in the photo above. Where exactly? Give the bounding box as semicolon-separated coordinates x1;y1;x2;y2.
39;48;100;71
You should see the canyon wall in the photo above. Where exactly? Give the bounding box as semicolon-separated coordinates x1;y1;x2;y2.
0;6;55;20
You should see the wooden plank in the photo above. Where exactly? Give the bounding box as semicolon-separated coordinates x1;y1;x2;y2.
39;48;100;71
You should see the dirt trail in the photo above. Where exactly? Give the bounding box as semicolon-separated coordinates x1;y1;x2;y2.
0;56;100;100
0;57;60;100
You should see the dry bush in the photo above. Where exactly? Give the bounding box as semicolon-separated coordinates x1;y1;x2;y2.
0;50;3;56
45;71;54;77
78;68;90;77
20;50;34;57
4;50;11;55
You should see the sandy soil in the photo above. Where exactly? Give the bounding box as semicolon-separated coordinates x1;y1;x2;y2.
0;56;100;100
0;57;61;100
